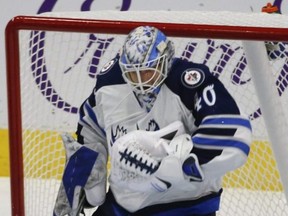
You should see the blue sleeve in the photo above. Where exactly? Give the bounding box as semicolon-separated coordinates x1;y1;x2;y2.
165;58;251;166
165;58;240;126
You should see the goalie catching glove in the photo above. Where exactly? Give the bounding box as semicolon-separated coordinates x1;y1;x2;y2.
110;121;204;194
169;134;204;182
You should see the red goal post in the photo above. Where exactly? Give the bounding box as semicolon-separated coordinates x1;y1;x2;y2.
5;11;288;216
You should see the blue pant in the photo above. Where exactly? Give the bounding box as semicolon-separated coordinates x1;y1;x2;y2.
92;189;221;216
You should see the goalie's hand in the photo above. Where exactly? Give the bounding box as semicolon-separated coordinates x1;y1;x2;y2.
167;134;204;182
182;153;204;182
110;121;204;195
111;121;185;177
53;133;107;216
112;131;163;176
110;121;186;192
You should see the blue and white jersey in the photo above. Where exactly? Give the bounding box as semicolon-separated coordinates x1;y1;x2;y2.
76;55;252;214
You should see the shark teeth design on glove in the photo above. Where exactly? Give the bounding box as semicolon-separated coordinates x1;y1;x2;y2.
119;146;160;176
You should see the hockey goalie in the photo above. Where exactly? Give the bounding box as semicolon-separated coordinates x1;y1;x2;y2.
53;25;252;216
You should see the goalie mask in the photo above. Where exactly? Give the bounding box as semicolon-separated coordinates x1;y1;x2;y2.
119;26;175;96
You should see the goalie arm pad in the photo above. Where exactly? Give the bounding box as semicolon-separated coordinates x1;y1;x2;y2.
192;114;252;179
76;90;107;146
53;133;108;216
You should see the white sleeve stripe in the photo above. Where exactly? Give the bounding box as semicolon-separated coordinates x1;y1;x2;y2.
192;136;250;155
201;116;251;130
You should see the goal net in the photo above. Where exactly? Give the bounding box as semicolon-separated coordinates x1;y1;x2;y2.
5;10;288;216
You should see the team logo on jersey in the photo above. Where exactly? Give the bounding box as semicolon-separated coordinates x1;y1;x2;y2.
99;59;116;75
146;119;160;131
181;69;205;88
110;124;127;146
136;119;160;131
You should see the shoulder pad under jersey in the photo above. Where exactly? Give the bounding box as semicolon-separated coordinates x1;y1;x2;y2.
95;55;126;91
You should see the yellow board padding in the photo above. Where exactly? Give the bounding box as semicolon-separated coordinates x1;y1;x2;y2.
21;130;67;179
223;140;282;191
0;129;9;176
0;129;283;191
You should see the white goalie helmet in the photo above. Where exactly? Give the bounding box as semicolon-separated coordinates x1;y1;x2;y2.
119;26;175;95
